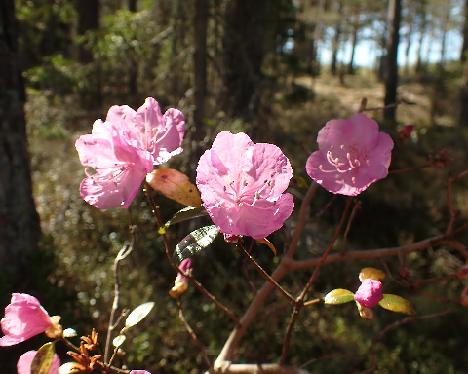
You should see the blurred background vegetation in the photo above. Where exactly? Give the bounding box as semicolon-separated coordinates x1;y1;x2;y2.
1;0;468;372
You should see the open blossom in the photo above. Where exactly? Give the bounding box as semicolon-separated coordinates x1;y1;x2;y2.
0;293;53;346
76;97;185;209
306;113;393;196
196;131;294;239
354;279;383;308
17;350;60;374
130;371;152;374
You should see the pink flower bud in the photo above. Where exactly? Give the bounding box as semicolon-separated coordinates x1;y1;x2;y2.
456;265;468;281
169;259;193;298
17;350;60;374
0;293;53;346
461;286;468;307
398;124;414;141
354;279;383;309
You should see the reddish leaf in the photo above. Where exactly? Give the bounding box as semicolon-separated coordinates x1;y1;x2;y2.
146;168;202;207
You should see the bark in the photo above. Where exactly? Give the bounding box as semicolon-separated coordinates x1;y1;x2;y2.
384;0;402;121
76;0;100;63
415;4;426;72
461;0;468;62
193;0;208;142
459;66;468;126
347;22;359;74
0;0;41;282
404;18;413;71
330;0;343;76
221;0;269;120
76;0;101;107
439;2;451;67
128;0;138;100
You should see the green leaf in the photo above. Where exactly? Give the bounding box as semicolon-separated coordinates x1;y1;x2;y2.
164;206;208;229
31;342;56;374
112;335;126;348
378;294;414;315
125;302;155;329
324;289;355;304
174;225;219;262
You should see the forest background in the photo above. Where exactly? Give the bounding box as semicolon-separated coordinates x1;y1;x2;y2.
1;0;468;372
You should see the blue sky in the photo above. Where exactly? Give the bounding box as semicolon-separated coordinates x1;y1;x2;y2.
319;29;463;67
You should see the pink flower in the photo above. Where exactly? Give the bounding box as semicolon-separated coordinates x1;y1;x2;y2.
354;279;383;308
76;97;185;209
17;350;60;374
0;293;53;346
196;131;294;239
130;371;152;374
306;113;394;196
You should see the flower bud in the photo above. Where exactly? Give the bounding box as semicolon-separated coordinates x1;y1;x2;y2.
354;279;383;308
169;259;193;299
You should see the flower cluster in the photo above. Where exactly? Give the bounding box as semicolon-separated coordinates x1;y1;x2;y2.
76;102;394;240
76;97;185;209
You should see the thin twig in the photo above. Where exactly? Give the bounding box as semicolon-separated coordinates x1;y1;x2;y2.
104;240;135;363
238;241;295;303
176;299;213;372
143;183;239;324
341;199;361;254
286;184;319;259
280;199;352;365
214;184;319;370
446;169;468;235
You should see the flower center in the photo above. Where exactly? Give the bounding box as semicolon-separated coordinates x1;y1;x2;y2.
325;144;363;173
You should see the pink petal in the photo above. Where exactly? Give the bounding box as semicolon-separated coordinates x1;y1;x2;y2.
80;165;147;209
17;350;60;374
130;371;152;374
209;131;254;177
0;294;52;346
153;107;185;164
244;143;293;200
317;114;379;151
236;193;294;239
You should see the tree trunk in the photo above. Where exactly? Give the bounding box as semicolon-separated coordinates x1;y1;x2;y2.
439;2;451;68
76;0;100;63
415;5;426;73
128;0;138;101
347;22;359;74
404;19;413;71
461;0;468;62
221;0;269;120
193;0;208;140
330;1;343;76
384;0;402;122
0;0;41;285
76;0;101;107
459;66;468;126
